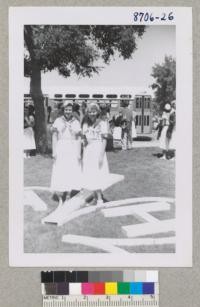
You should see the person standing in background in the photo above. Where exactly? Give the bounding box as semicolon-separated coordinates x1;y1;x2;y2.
159;103;171;159
24;105;36;158
167;100;176;160
120;100;133;150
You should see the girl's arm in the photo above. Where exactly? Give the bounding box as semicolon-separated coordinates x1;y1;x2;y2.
99;138;107;168
99;121;108;167
29;115;35;128
51;119;59;158
52;131;58;159
24;116;33;127
76;136;82;162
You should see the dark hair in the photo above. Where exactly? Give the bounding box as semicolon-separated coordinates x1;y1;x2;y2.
73;103;80;112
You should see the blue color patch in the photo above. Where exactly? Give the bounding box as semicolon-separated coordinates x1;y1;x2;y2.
142;282;155;294
130;282;143;294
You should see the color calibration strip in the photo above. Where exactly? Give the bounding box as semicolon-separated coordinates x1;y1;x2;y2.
41;271;159;306
41;270;158;295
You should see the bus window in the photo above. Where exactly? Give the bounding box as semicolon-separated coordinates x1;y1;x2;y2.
79;94;89;98
106;94;118;99
144;115;146;126
147;98;151;108
145;98;148;109
54;94;63;98
147;115;149;126
135;115;138;126
65;94;76;98
93;94;103;98
120;94;132;98
139;115;141;125
136;97;139;108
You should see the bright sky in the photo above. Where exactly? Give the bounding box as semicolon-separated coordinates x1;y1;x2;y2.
24;25;175;95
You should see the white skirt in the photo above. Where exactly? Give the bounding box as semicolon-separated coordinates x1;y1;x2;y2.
82;140;112;190
51;139;82;192
24;127;36;150
159;126;169;150
169;128;176;150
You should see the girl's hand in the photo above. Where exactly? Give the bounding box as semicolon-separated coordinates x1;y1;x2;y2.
77;155;82;163
51;126;58;133
82;136;88;147
99;155;104;168
24;117;30;125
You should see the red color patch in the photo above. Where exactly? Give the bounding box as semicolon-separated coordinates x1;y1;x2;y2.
93;283;105;295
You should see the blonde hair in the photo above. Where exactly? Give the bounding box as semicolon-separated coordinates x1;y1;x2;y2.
86;102;100;115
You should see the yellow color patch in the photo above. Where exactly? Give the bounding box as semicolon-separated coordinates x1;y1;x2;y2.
105;282;118;295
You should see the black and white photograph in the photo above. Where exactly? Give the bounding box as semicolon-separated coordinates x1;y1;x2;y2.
9;7;192;267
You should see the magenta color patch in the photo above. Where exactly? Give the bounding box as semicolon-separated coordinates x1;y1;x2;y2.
82;283;94;295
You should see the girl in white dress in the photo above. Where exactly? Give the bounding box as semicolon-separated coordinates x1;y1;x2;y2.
159;103;171;159
50;101;82;206
82;103;109;205
24;106;36;158
167;100;176;159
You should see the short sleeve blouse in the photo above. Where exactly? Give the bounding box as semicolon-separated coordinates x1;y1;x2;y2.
53;116;81;140
83;120;109;141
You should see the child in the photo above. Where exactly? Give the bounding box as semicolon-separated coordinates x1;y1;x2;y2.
82;103;109;205
50;101;82;207
159;103;171;159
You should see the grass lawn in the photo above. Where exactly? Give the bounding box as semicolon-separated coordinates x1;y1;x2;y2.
24;147;175;253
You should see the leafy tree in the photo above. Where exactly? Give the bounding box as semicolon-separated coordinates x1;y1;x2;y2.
24;25;145;152
151;56;176;111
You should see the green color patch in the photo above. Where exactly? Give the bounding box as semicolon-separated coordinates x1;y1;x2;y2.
117;282;130;294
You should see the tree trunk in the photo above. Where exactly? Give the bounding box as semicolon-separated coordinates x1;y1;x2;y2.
30;62;48;154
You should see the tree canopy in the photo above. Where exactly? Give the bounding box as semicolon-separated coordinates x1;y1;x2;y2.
24;25;145;79
151;55;176;110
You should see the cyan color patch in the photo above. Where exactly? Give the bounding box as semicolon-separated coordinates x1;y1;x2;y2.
130;282;143;294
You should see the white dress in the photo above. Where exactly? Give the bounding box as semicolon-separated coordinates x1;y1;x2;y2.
169;127;176;150
24;115;36;150
168;110;176;150
159;112;170;150
132;111;137;139
50;116;82;192
82;120;110;190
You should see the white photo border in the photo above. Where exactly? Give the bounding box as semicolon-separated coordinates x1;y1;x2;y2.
9;7;192;267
